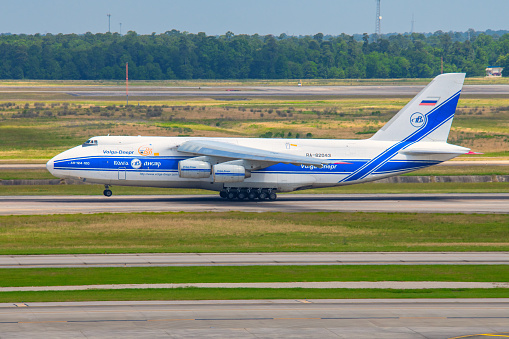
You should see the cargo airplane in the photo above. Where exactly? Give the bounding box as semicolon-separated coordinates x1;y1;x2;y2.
47;73;469;201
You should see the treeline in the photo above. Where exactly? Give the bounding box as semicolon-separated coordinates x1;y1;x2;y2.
1;30;509;80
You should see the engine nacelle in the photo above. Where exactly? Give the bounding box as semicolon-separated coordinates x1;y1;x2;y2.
178;160;211;178
213;164;246;183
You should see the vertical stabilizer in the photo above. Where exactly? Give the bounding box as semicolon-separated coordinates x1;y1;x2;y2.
370;73;465;142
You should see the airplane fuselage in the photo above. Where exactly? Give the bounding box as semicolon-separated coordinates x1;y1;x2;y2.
47;135;464;192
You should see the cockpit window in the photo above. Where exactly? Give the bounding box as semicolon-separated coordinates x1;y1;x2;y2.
82;139;98;147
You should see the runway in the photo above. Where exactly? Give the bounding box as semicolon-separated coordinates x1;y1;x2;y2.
1;299;508;338
1;193;508;215
1;84;509;98
2;252;509;268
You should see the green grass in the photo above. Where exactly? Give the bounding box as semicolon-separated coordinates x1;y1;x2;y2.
405;166;509;176
0;182;507;196
0;169;57;180
1;166;507;181
1;211;508;254
1;265;508;287
1;288;508;303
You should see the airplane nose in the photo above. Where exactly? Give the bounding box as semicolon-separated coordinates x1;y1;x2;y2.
46;158;55;173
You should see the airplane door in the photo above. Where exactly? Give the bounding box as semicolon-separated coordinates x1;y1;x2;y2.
118;167;126;180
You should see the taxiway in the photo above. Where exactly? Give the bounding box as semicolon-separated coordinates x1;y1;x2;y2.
1;84;509;98
1;252;509;268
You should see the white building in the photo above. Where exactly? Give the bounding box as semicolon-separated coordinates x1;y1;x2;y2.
486;66;504;77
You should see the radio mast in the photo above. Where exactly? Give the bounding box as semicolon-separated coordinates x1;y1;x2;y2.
375;0;381;41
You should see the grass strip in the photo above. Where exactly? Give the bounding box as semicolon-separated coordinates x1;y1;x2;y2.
0;182;508;196
1;265;508;287
1;166;508;180
1;212;508;254
1;288;508;303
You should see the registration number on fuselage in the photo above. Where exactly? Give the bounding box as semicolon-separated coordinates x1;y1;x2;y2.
306;153;332;158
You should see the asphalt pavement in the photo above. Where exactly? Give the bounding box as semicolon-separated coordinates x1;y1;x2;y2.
1;299;508;339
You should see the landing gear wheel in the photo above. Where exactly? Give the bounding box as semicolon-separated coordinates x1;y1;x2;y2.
268;192;277;201
103;189;113;197
248;191;258;201
237;190;248;200
227;191;237;200
258;191;268;200
219;190;227;199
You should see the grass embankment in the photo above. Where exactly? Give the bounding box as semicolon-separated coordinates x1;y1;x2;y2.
2;265;508;287
1;212;508;254
1;288;508;303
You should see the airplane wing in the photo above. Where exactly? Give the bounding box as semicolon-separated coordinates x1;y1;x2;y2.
177;139;340;167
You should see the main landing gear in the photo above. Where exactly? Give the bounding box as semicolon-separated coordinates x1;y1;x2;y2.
219;188;277;201
103;185;113;197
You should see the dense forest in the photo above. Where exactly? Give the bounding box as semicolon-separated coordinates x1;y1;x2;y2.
1;30;509;80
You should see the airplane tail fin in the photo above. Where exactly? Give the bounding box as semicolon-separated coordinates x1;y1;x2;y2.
370;73;465;143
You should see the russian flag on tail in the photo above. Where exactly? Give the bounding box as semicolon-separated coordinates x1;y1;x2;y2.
419;97;440;106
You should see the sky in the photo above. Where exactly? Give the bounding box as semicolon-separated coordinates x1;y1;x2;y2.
1;0;508;36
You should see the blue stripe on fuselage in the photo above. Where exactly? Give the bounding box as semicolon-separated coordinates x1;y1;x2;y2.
54;155;439;177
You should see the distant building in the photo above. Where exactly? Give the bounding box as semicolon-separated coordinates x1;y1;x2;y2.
486;66;504;77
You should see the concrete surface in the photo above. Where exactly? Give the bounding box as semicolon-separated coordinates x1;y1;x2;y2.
1;252;509;268
1;299;508;338
0;193;508;215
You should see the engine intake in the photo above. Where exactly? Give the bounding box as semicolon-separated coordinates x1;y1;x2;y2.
178;160;211;178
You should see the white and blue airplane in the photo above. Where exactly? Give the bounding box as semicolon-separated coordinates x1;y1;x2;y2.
47;73;470;200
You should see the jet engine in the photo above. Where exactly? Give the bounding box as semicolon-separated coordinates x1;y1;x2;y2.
212;164;247;183
178;159;211;178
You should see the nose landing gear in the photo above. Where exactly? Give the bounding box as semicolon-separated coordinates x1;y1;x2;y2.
103;185;113;197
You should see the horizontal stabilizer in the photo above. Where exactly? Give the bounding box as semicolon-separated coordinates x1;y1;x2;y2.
399;143;470;156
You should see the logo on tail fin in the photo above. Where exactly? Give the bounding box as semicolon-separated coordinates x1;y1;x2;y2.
410;112;426;127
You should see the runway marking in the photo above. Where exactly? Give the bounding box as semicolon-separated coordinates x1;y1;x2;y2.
400;316;447;319
147;318;194;322
449;333;509;338
4;317;509;326
273;317;321;320
18;320;66;324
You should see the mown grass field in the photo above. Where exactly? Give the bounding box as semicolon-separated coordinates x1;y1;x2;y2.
2;265;508;287
0;83;508;161
1;288;508;303
1;212;508;254
0;182;507;196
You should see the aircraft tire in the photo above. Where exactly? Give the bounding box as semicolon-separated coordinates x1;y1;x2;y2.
258;191;268;200
237;190;248;200
227;191;237;200
268;192;277;201
103;189;113;197
248;191;258;200
219;190;227;198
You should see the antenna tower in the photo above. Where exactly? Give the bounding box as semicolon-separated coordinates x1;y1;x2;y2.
107;14;111;33
375;0;381;40
411;13;415;34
